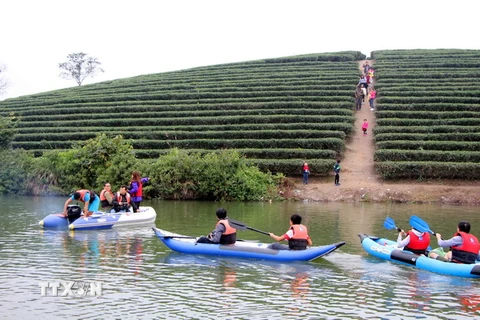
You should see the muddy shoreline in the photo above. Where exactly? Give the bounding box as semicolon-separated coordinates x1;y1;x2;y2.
286;178;480;206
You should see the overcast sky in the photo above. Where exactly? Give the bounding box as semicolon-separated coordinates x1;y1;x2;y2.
1;0;478;100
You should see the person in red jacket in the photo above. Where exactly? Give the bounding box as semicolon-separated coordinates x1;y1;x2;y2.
269;214;312;250
302;162;310;184
430;221;480;264
397;228;430;255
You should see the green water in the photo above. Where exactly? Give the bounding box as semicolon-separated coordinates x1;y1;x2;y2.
1;196;479;319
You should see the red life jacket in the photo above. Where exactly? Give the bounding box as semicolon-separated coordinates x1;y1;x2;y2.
404;230;430;254
131;181;143;197
216;219;237;245
289;224;309;250
115;192;131;204
77;190;97;202
451;231;480;264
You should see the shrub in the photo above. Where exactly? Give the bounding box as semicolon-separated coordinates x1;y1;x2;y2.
146;148;280;201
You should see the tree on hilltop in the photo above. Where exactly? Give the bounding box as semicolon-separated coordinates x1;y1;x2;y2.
58;52;104;86
0;64;9;96
0;113;18;149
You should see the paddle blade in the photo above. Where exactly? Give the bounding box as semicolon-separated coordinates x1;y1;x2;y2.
383;217;397;230
410;215;435;235
228;219;248;231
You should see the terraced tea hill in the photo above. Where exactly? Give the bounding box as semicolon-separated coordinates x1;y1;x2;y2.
373;49;480;179
0;52;363;175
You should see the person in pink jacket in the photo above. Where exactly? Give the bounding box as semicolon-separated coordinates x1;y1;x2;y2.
369;88;377;111
362;119;369;135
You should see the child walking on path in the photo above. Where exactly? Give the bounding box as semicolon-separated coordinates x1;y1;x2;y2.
334;160;341;186
362;119;369;135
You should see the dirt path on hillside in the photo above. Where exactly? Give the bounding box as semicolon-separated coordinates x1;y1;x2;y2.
339;60;379;188
290;60;480;205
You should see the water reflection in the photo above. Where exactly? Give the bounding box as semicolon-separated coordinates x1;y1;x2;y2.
38;228;145;276
2;196;480;319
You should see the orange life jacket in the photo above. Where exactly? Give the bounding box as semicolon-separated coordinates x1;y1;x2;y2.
452;231;480;264
100;189;113;201
99;189;113;208
404;230;430;255
216;219;237;245
289;224;309;250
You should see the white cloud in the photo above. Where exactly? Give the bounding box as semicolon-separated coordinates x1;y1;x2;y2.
1;0;478;100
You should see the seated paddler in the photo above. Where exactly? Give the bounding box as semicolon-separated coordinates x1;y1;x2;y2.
196;208;237;245
268;214;312;250
397;226;430;255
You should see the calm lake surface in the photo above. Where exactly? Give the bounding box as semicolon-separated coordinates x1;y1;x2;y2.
1;195;479;319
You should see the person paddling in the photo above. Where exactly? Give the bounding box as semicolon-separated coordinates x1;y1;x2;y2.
196;208;237;245
268;214;312;250
429;221;480;263
397;227;430;255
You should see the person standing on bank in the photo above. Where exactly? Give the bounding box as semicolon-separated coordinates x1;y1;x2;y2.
63;189;99;217
196;208;237;245
268;214;312;250
334;160;341;186
302;162;310;184
99;182;114;211
128;171;149;212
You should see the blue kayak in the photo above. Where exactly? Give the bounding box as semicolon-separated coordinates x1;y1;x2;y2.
39;206;156;230
359;233;480;278
153;227;345;262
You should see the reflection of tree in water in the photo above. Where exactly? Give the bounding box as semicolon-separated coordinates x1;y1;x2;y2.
61;231;145;274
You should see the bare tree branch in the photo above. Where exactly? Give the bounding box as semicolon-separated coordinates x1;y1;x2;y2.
59;52;104;86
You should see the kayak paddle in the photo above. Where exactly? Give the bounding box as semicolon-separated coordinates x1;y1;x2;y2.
383;217;403;232
409;215;436;235
228;219;270;236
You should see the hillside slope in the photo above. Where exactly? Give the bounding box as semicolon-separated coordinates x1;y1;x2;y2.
0;51;365;176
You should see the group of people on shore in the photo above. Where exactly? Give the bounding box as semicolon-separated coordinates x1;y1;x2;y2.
354;61;376;112
397;220;480;264
62;170;149;217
